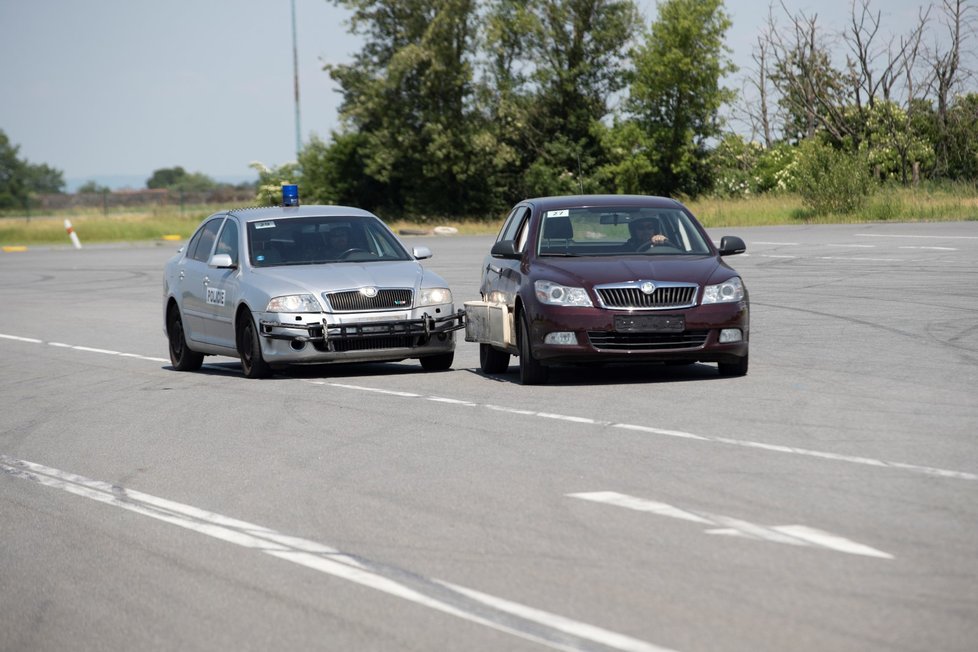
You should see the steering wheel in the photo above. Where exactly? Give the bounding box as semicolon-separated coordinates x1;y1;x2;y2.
337;248;369;259
637;239;675;252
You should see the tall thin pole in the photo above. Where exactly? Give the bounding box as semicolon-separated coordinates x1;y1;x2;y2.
291;0;302;159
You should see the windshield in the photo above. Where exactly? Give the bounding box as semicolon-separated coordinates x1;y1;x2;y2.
247;215;412;267
536;207;712;257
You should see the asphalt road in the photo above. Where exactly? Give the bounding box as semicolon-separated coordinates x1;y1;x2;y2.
1;221;976;652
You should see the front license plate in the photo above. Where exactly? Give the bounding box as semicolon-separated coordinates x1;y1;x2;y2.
615;314;685;333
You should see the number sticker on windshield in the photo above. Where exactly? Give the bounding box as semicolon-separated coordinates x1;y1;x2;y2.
546;209;569;218
254;221;276;229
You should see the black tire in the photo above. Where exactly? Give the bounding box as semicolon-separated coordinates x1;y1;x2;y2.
420;352;454;371
479;343;510;374
518;314;548;385
238;314;273;379
167;306;203;372
718;354;749;377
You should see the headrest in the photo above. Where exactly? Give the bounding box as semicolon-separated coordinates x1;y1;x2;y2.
543;215;573;240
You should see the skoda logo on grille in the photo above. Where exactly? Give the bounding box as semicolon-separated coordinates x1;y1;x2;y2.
640;281;656;295
359;287;378;298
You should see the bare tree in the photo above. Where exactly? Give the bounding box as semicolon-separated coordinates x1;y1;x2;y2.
925;0;976;174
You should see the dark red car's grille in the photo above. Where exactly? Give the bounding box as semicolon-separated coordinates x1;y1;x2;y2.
586;330;709;350
324;289;413;312
596;285;697;309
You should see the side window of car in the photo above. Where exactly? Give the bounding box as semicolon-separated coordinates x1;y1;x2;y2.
189;218;224;263
513;208;531;252
215;219;239;264
497;206;528;243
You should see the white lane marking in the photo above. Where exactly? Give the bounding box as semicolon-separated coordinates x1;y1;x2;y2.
898;246;957;251
856;233;978;240
815;256;901;262
759;255;797;259
751;242;800;246
569;492;892;560
827;244;876;248
0;455;677;652
0;333;43;343
1;332;974;482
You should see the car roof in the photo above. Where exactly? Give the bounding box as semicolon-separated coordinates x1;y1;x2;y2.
227;205;378;223
522;195;684;211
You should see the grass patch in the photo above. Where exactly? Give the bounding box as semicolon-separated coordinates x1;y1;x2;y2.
1;185;975;247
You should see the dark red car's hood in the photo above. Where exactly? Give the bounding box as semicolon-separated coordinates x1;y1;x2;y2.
531;254;732;287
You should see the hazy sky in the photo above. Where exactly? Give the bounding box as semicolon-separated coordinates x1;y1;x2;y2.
0;0;938;189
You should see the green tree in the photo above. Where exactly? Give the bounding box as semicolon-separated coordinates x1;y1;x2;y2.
327;0;489;216
795;138;873;215
1;129;65;208
77;180;111;194
146;166;216;192
0;130;29;208
484;0;640;198
626;0;735;196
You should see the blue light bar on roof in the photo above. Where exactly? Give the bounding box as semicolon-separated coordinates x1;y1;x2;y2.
282;184;299;206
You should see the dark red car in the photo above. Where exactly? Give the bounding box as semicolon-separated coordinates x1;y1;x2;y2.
464;195;749;384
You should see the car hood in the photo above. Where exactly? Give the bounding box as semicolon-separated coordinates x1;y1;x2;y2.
250;260;431;294
532;255;728;287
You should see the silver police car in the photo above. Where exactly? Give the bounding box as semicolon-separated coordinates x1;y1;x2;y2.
163;203;463;378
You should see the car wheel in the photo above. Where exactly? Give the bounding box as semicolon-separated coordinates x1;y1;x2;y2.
518;313;548;385
167;306;203;372
479;343;510;374
238;314;273;379
420;352;454;371
718;354;748;377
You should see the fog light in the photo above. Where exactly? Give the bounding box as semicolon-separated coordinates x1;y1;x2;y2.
544;332;577;345
719;328;742;343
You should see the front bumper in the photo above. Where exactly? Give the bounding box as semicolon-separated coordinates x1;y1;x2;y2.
256;307;465;363
527;301;748;365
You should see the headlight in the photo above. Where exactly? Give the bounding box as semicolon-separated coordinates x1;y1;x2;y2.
418;287;452;306
702;277;744;304
534;280;593;307
266;294;322;312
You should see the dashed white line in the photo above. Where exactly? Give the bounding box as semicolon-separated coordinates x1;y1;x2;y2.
569;491;893;559
0;454;677;652
856;233;978;240
898;246;957;251
2;332;974;482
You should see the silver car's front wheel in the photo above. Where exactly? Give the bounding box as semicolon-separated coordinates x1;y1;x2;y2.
237;314;273;379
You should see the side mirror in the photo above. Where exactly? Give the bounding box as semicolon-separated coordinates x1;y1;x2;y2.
413;245;433;260
209;253;236;268
719;236;746;256
490;240;520;259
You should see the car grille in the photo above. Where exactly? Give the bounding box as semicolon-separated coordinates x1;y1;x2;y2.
324;289;413;312
595;283;697;310
328;335;418;352
586;330;709;350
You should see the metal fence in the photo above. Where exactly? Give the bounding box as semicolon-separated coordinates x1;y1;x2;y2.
6;188;258;217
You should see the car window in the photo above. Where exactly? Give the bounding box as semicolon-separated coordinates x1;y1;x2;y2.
536;207;711;257
248;215;412;267
497;206;529;243
189;217;224;262
215;219;239;264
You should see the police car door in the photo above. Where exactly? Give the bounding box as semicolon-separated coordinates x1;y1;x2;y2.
203;217;241;350
179;216;224;343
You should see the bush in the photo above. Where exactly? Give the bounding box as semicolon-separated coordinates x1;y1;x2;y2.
794;139;874;215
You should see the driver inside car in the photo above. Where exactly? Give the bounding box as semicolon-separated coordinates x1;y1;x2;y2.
626;217;673;250
323;226;352;259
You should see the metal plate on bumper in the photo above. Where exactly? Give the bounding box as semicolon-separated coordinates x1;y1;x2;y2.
614;314;685;333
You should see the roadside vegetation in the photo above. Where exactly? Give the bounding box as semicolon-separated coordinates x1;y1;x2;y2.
3;0;976;247
2;183;974;247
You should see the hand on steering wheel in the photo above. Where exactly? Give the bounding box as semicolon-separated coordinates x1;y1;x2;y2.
637;235;673;251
